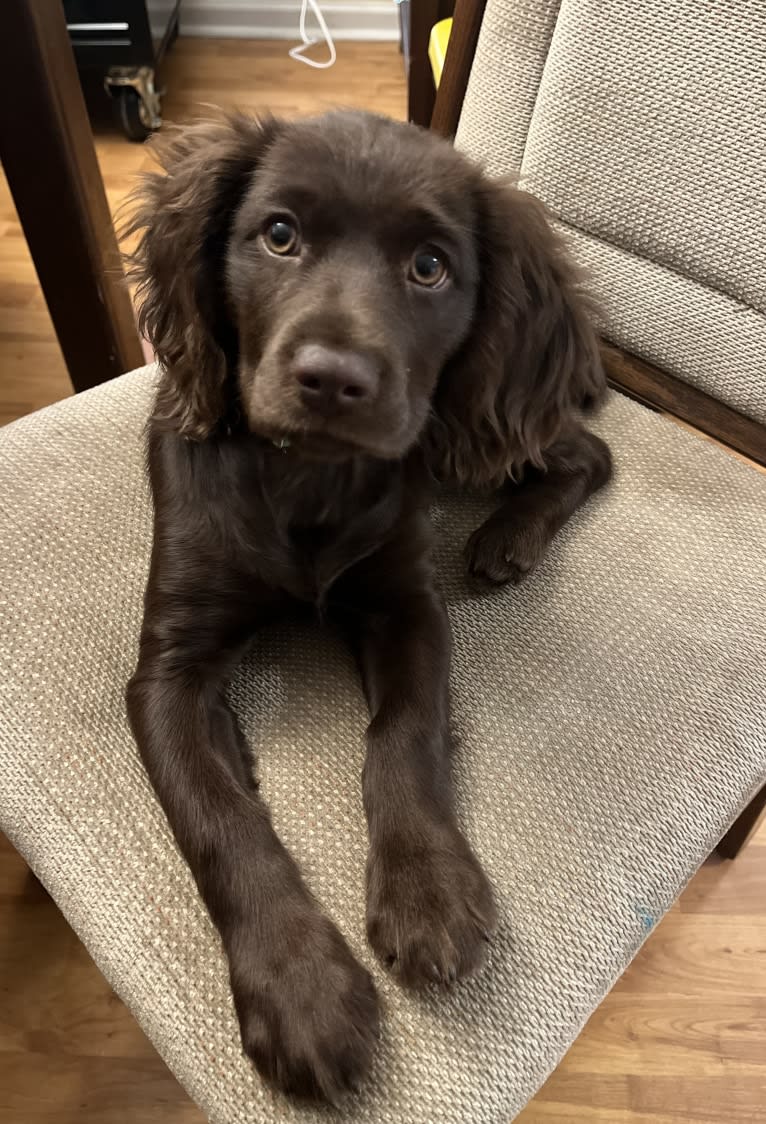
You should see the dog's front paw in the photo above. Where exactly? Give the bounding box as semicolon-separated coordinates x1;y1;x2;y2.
366;821;496;988
466;515;548;585
229;902;379;1103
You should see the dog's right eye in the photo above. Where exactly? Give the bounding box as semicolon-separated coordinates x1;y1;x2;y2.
409;247;449;289
262;218;300;256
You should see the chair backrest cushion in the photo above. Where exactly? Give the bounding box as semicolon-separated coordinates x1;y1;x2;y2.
457;0;766;424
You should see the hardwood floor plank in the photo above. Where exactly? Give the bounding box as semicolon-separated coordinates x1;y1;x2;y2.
0;1053;204;1124
526;1073;766;1122
613;917;766;997
560;996;766;1075
678;847;766;916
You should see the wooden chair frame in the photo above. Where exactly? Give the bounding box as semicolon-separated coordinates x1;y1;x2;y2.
0;0;144;393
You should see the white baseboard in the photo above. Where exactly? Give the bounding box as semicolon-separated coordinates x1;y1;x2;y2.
180;0;401;42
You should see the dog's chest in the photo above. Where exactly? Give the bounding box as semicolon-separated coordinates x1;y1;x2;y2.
256;501;393;603
239;455;406;603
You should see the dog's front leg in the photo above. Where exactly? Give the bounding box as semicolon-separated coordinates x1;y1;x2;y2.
466;426;612;584
127;558;378;1102
335;534;497;989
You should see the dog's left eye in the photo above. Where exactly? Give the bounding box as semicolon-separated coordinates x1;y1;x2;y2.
262;218;300;256
409;248;448;288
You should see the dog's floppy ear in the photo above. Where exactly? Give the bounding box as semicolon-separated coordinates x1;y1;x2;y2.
429;179;605;487
125;114;280;439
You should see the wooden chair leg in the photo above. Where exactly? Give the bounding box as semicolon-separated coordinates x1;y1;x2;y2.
431;0;488;137
408;0;452;126
0;0;144;393
717;785;766;859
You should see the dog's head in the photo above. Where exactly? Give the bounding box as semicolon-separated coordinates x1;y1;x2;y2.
128;110;603;482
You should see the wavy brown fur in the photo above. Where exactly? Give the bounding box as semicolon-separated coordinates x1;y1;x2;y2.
427;180;605;486
124;109;611;1104
123;115;280;438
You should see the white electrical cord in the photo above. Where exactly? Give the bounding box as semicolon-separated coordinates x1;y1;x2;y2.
289;0;337;69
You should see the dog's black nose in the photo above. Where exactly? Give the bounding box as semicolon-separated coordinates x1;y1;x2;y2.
292;344;379;414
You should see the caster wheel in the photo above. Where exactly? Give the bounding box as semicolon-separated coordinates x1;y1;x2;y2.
113;87;154;142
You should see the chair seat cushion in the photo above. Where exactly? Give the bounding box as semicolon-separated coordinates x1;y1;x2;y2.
1;366;764;1123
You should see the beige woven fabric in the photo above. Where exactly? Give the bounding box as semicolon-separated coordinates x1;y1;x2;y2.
457;0;766;421
556;221;766;425
522;0;766;312
456;0;562;175
1;367;765;1123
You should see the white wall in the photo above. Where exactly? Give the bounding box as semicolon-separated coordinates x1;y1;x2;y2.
181;0;400;41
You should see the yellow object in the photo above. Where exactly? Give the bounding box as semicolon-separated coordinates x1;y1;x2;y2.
428;18;453;88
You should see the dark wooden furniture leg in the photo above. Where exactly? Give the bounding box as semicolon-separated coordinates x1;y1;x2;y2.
0;0;144;393
431;0;488;137
717;785;766;859
408;0;453;126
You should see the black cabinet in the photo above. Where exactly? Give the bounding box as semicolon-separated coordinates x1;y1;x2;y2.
64;0;181;140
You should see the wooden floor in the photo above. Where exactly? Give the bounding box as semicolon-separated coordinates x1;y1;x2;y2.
1;36;765;1124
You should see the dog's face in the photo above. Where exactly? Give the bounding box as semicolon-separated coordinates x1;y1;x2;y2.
129;110;604;483
225;114;479;460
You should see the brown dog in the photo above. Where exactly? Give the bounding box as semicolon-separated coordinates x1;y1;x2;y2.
125;109;611;1103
